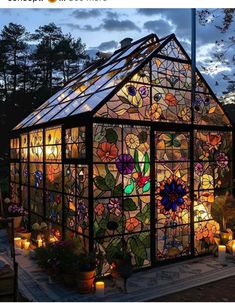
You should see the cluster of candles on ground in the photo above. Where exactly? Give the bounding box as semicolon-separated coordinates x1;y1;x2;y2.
218;243;235;264
14;235;46;250
14;237;30;250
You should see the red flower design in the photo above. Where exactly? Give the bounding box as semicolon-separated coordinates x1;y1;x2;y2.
97;142;118;162
136;172;150;188
94;203;105;216
126;217;140;232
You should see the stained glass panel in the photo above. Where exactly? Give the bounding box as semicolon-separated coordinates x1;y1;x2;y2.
194;220;219;255
65;127;86;159
45;191;62;223
194;191;214;222
45;164;62;192
21;185;28;210
21;163;28;185
193;93;231;126
152;58;191;90
155;131;191;260
194;131;232;162
10;183;20;204
30;188;43;216
156;225;191;260
94;198;123;238
95;82;151;120
20;134;28;161
10;163;20;183
29;130;43;162
45;127;62;162
93;123;151;268
10;138;19;159
29;163;43;188
151;86;191;123
158;39;188;60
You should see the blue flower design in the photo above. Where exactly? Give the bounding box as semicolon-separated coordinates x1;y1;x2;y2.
160;179;186;212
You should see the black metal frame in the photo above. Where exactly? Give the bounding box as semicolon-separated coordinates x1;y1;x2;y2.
8;33;233;269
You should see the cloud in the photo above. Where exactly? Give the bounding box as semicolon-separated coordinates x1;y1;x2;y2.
105;11;120;19
60;23;101;31
72;9;101;19
136;9;161;16
97;40;118;51
62;16;140;33
102;19;141;32
143;20;174;37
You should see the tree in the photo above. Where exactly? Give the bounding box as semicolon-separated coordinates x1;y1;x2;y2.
198;9;235;93
55;34;87;83
31;23;63;91
1;23;30;97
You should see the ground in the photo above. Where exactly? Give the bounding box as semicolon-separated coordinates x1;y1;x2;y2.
154;275;235;302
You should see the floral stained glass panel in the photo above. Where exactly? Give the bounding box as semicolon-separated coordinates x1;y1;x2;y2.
93;123;151;268
45;191;62;223
156;225;191;260
151;58;191;90
29;164;43;188
155;131;191;260
45;164;62;192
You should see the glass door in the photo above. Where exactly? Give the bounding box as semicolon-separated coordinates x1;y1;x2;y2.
154;131;191;261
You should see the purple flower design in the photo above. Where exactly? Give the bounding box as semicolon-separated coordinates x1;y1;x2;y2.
138;86;148;98
107;198;121;217
160;179;186;212
115;154;134;175
77;201;88;222
7;203;26;217
194;163;203;176
215;152;229;168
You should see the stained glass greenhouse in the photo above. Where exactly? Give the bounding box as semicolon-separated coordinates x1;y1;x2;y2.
10;33;233;271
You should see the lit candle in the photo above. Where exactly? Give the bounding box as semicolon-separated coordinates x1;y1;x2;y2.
96;281;105;298
232;243;235;257
14;237;22;248
37;239;43;248
24;241;30;250
21;238;27;249
218;245;226;264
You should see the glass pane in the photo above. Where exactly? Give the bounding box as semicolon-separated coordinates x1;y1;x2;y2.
45;164;62;192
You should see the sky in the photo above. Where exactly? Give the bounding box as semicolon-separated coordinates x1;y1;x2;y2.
0;8;234;96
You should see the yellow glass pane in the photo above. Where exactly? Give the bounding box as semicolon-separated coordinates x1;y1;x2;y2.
21;148;28;161
45;145;62;162
29;146;43;162
21;134;28;148
29;130;43;146
10;138;19;149
45;127;62;145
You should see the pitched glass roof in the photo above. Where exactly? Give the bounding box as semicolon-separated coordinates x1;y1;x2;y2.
14;34;169;130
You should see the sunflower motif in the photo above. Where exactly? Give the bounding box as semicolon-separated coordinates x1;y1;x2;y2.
125;133;140;149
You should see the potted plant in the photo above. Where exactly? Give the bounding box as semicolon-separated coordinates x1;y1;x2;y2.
6;203;27;228
75;252;96;294
34;239;85;286
110;250;133;292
